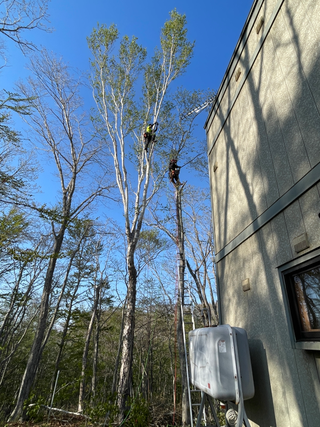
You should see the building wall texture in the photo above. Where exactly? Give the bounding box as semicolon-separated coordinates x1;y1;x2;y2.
205;0;320;426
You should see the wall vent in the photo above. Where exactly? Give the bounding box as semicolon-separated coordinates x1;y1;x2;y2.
256;16;265;34
242;278;250;292
293;233;309;253
235;68;241;82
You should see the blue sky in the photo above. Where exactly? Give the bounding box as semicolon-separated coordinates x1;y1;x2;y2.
4;0;253;99
0;0;255;300
1;0;254;210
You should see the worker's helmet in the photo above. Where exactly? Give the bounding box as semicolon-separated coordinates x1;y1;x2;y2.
171;158;177;163
148;123;152;127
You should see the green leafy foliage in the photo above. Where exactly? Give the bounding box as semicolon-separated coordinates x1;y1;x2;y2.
125;396;150;427
137;229;166;252
86;397;118;425
160;9;194;80
0;208;27;248
0;90;34;145
23;394;46;422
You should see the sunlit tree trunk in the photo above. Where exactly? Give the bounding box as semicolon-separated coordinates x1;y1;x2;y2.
111;302;126;395
117;248;137;415
91;312;100;403
78;284;100;413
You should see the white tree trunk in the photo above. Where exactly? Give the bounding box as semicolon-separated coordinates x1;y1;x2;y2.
78;285;100;413
117;248;137;421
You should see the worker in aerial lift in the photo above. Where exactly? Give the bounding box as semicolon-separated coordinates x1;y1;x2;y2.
144;122;158;152
168;158;182;186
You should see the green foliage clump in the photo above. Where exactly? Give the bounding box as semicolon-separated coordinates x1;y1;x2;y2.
23;393;46;422
87;398;118;426
124;397;150;427
0;208;28;248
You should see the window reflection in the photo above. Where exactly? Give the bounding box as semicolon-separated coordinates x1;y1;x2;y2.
293;266;320;332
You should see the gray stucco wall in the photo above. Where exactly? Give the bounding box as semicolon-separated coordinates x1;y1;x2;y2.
205;0;320;426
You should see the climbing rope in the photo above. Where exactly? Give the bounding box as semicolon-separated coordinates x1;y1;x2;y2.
180;153;202;169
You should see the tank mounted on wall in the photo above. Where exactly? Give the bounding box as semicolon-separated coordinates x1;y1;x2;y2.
189;324;255;403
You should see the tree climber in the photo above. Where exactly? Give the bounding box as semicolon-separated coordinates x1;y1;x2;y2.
144;122;158;152
169;158;182;186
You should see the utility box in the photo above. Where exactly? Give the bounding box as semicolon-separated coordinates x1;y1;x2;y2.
189;325;254;402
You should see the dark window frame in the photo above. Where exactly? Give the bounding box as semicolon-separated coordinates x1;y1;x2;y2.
282;255;320;342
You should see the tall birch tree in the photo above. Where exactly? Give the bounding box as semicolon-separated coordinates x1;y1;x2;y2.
87;10;194;420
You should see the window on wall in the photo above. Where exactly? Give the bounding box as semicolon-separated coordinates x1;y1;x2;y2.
283;256;320;341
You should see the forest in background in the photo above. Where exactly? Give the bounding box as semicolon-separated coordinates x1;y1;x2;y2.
0;1;217;425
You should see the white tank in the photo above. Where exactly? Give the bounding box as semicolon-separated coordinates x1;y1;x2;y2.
189;324;255;402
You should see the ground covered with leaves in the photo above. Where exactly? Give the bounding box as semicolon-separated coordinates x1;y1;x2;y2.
3;405;180;427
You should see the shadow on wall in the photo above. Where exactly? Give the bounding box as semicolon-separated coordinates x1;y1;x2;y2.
246;339;276;427
214;1;320;426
